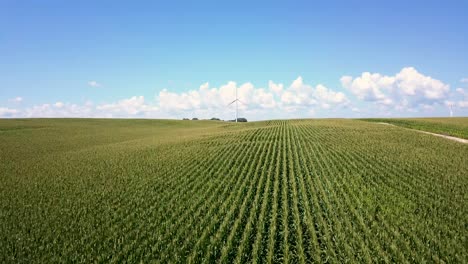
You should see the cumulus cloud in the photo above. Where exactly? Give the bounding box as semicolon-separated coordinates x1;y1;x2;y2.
341;67;449;108
460;78;468;83
281;77;349;110
97;96;158;116
17;97;159;118
451;88;468;108
1;77;351;119
459;102;468;108
6;72;462;119
88;81;101;88
314;84;349;106
157;81;280;119
54;102;64;108
24;102;95;118
268;81;283;95
281;77;317;106
157;77;348;118
0;107;18;117
8;97;23;103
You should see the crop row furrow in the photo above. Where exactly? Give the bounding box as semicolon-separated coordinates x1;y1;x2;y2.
288;124;323;263
186;127;270;263
313;128;454;261
292;126;340;262
295;125;355;262
208;128;273;263
285;124;306;264
163;128;268;262
250;124;280;263
62;139;222;260
318;132;446;262
107;132;251;262
233;125;280;264
220;125;281;263
298;123;391;262
319;135;417;262
265;121;283;263
278;122;291;263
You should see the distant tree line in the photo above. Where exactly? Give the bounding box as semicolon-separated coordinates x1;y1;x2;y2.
229;118;247;122
182;117;247;122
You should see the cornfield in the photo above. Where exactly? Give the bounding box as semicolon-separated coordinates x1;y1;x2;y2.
1;118;467;263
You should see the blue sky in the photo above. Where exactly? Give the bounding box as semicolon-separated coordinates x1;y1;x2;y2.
1;0;467;119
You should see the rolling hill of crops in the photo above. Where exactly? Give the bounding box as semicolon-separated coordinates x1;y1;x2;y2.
360;117;468;139
1;118;467;263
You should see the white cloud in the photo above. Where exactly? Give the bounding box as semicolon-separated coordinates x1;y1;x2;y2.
268;81;283;95
54;102;64;108
280;77;349;109
1;78;350;120
21;98;158;118
341;67;449;108
159;88;204;111
158;81;278;113
396;67;448;99
281;77;316;106
24;102;95;118
8;97;23;103
5;72;464;119
450;88;468;108
459;101;468;108
88;81;101;88
0;107;18;117
252;87;277;108
340;73;391;103
460;78;468;83
314;84;349;105
97;96;158;116
157;77;348;119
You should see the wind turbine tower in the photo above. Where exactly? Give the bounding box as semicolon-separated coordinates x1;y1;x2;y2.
228;86;240;122
449;103;453;117
236;86;238;122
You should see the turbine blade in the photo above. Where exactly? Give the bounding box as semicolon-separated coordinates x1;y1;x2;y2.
227;99;238;106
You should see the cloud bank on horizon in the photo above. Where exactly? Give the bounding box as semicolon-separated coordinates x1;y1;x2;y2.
1;67;467;120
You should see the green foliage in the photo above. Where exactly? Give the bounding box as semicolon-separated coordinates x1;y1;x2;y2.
0;118;467;263
360;117;468;139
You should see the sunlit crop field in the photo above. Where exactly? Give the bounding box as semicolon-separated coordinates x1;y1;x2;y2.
1;118;467;263
361;117;468;139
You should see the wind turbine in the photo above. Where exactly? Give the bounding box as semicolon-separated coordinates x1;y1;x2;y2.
449;103;454;117
227;86;243;122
